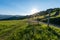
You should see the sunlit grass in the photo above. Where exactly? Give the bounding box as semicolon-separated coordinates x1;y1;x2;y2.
0;20;60;40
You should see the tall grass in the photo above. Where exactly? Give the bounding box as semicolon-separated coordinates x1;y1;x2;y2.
0;20;60;40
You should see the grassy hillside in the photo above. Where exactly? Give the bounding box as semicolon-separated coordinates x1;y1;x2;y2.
31;8;60;25
42;11;60;25
0;20;60;40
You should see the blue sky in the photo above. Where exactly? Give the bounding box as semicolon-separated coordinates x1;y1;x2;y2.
0;0;60;15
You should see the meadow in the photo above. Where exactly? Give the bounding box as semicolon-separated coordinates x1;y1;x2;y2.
0;20;60;40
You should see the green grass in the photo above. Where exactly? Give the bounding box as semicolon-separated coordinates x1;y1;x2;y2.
0;20;60;40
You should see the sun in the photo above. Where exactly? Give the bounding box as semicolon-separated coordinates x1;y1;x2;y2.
31;8;39;14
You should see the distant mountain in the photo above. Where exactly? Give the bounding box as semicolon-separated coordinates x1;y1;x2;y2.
3;16;26;20
0;15;26;20
0;15;13;19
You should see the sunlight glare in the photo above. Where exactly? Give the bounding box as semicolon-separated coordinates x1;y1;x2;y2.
31;8;39;14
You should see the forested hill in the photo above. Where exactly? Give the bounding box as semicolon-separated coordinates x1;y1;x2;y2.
30;8;60;26
31;8;60;16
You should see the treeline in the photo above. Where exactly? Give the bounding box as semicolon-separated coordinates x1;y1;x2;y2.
33;8;60;16
33;8;60;26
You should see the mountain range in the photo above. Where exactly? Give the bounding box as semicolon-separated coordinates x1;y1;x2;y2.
0;15;26;20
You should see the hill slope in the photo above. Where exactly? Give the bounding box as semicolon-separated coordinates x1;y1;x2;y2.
0;15;26;20
0;20;60;40
30;8;60;26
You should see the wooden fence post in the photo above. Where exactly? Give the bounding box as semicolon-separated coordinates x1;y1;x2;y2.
47;11;51;27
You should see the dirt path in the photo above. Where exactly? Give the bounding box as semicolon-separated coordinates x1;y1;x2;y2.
28;20;60;28
39;22;60;28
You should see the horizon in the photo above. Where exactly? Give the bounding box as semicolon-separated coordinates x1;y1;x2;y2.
0;0;60;15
